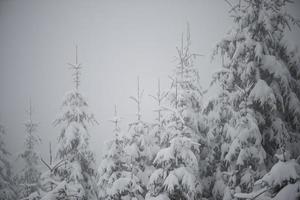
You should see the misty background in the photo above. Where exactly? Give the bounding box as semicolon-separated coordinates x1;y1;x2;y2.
0;0;300;168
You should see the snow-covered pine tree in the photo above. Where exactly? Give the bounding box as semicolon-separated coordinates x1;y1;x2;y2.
149;78;168;149
203;70;237;199
147;78;169;170
97;105;129;200
106;77;153;200
0;123;17;200
146;26;204;200
207;0;300;199
205;83;265;200
53;46;98;200
17;100;42;200
234;149;300;200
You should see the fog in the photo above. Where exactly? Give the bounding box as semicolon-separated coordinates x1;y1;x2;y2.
0;0;300;167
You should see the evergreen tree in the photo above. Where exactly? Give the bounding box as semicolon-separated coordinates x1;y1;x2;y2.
106;77;153;200
53;46;98;200
0;124;17;200
206;0;300;199
97;105;130;200
235;150;300;200
18;100;41;200
146;26;204;200
98;79;169;200
148;78;168;150
204;72;237;199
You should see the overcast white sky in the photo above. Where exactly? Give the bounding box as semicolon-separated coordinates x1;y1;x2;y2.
1;0;300;166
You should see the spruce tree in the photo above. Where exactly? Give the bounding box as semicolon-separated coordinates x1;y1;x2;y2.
146;26;204;200
206;0;300;199
204;72;236;199
148;78;168;150
18;100;41;200
235;150;300;199
97;105;129;200
54;46;98;200
106;77;152;200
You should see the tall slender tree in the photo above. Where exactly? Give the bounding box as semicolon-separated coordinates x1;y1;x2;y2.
97;105;129;200
18;100;41;200
54;46;98;200
106;77;153;200
149;78;168;148
147;26;204;200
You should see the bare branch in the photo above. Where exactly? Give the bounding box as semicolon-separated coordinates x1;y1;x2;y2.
40;158;52;171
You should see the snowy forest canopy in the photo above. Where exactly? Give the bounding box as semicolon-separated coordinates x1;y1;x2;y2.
1;0;300;200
